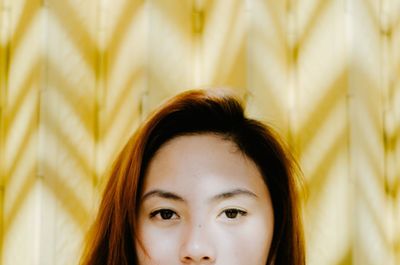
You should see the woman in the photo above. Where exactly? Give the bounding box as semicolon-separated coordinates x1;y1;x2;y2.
80;88;306;265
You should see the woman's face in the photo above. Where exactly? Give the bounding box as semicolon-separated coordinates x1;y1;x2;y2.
136;134;274;265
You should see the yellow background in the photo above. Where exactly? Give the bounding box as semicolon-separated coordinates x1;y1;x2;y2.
0;0;399;264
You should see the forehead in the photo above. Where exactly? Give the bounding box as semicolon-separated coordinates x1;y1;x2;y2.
143;134;268;197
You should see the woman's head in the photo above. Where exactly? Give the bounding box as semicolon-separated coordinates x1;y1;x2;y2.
81;89;305;265
137;133;274;265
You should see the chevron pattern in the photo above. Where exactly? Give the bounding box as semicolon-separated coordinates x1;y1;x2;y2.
0;0;399;265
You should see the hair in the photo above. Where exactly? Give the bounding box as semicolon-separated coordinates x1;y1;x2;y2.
80;88;305;265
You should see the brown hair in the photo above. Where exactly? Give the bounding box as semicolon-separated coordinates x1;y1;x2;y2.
80;88;305;265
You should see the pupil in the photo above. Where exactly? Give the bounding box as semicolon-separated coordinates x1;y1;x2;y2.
225;209;238;218
160;210;173;219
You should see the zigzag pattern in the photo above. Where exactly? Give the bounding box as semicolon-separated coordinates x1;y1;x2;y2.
0;0;399;264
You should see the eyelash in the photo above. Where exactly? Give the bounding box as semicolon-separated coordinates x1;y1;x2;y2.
149;209;179;220
220;208;248;219
149;208;247;220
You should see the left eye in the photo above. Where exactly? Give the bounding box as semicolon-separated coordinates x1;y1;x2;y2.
150;209;179;220
222;208;247;219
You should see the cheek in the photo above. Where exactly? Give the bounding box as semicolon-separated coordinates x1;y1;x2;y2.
215;218;273;265
136;225;182;265
135;217;273;265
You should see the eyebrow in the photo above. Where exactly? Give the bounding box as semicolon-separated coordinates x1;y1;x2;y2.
209;188;258;202
141;188;258;203
141;189;185;202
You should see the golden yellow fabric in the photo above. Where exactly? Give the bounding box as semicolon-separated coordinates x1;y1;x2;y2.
0;0;399;264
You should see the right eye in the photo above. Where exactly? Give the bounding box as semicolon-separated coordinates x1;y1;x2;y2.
149;209;179;220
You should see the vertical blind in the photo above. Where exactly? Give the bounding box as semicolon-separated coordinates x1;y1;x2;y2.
0;0;399;264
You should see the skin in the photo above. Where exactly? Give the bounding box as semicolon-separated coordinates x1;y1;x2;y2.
136;133;274;265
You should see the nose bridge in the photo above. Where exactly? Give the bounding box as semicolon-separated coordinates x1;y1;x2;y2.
180;217;216;263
